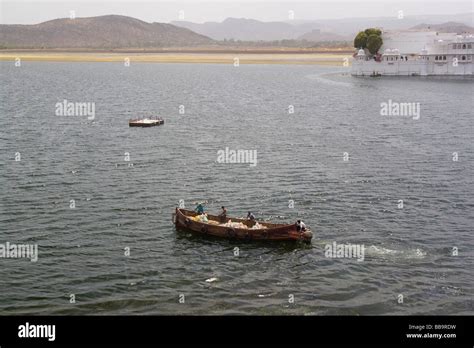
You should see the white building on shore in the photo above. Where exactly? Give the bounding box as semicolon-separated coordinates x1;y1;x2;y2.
351;30;473;76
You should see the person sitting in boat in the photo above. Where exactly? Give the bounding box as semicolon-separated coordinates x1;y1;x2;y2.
195;202;205;215
296;220;307;232
218;206;227;222
247;211;255;220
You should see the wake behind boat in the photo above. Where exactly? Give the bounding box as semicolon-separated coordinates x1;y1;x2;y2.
173;208;313;242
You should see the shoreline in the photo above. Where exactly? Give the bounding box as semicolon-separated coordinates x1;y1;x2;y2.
0;47;353;54
0;51;353;65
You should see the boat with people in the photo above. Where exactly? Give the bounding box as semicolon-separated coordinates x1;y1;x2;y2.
172;207;313;243
129;117;164;127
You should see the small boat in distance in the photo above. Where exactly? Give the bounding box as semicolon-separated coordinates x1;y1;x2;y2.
129;117;164;127
173;208;313;243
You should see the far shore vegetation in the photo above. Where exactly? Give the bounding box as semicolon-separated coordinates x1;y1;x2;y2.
0;39;351;51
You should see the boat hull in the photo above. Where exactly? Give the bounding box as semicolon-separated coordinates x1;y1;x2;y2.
173;208;312;242
129;119;164;127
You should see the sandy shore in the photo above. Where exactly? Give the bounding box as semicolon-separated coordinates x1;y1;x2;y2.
0;51;352;66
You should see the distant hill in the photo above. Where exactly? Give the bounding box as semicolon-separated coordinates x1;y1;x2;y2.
297;29;349;42
410;22;474;34
171;14;473;42
171;17;322;41
291;13;474;36
2;14;472;49
0;15;214;48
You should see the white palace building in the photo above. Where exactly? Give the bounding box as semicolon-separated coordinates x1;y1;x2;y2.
351;30;473;76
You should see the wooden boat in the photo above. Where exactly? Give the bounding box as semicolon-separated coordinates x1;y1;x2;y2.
129;117;164;127
173;208;312;243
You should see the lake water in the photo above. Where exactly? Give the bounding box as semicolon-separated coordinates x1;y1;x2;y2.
0;62;473;315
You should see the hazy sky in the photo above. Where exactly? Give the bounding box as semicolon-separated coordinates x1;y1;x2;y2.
0;0;472;24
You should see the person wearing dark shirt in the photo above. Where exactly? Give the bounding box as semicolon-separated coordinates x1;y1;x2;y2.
195;203;205;214
218;206;227;221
